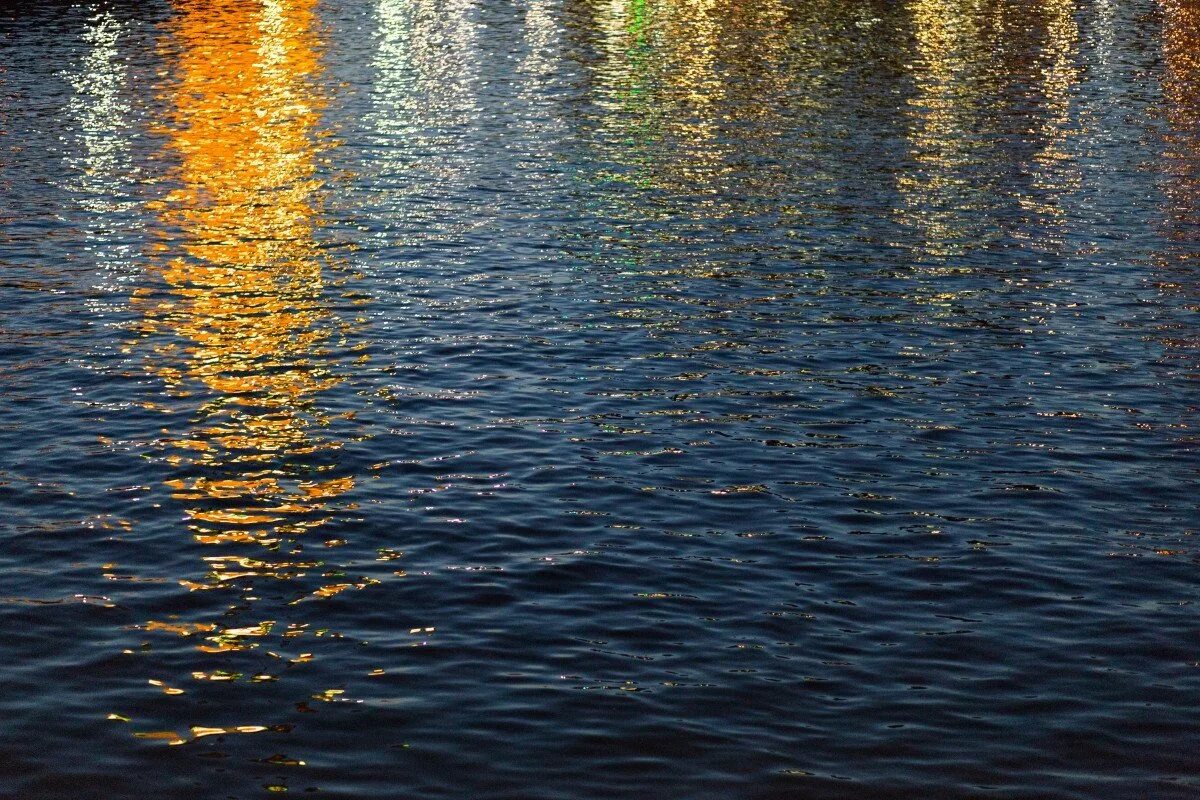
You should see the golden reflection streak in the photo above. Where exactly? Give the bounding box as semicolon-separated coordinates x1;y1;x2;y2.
584;0;818;292
129;0;361;680
1161;0;1200;238
899;0;996;259
900;0;1081;258
1156;0;1200;390
591;0;794;199
584;0;857;293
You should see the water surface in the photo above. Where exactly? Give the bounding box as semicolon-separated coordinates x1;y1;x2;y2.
1;0;1199;797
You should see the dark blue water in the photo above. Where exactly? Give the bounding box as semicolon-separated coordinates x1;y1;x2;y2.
1;0;1198;797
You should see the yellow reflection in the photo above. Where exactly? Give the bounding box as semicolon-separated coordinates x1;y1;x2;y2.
1157;0;1200;379
899;0;996;258
119;2;378;740
1161;0;1200;237
899;0;1081;258
590;0;793;200
137;0;352;557
1143;0;1200;452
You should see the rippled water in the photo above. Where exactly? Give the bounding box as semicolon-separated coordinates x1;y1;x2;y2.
1;0;1198;796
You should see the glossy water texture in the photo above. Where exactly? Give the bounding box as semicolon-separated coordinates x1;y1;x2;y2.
1;0;1199;797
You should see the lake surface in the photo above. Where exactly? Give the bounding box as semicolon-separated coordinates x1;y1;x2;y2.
1;0;1198;797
